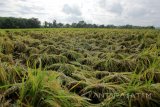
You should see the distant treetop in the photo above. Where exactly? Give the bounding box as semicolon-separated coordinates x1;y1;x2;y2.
0;17;155;29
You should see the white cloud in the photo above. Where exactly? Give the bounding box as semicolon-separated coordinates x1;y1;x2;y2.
0;0;160;26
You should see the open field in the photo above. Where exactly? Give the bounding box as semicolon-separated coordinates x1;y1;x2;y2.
0;28;160;107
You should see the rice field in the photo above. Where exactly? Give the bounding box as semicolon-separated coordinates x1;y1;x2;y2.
0;28;160;107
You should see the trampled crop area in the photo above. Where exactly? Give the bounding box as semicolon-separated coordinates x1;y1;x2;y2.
0;28;160;107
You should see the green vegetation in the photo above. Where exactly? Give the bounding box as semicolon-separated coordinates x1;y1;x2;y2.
0;28;160;107
0;17;155;29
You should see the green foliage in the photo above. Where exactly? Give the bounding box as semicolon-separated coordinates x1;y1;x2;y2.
0;17;41;28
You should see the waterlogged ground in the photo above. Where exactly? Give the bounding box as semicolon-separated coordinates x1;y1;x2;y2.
0;28;160;107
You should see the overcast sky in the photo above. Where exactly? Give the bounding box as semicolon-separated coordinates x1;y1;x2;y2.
0;0;160;26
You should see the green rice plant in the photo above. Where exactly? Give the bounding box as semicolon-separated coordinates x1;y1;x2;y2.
100;77;160;107
70;73;87;81
46;64;76;76
141;69;160;83
125;84;160;107
17;53;28;64
16;68;86;107
100;98;126;107
0;44;2;53
39;54;68;67
29;40;41;47
118;59;137;72
98;52;125;60
80;83;124;104
140;58;160;83
0;54;14;63
79;65;92;71
5;65;27;84
1;40;14;55
0;28;160;106
78;57;94;65
1;85;20;105
100;73;130;84
134;45;158;73
40;45;61;54
80;42;93;51
50;54;68;63
0;30;6;37
156;34;160;48
63;50;84;61
93;58;120;72
95;71;111;79
76;70;96;80
0;63;8;85
58;73;75;86
26;47;39;56
67;81;88;94
41;39;54;45
27;54;39;68
13;42;27;53
69;61;82;67
30;33;45;40
0;62;26;85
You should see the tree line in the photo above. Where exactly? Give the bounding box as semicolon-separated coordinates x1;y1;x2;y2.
0;17;155;29
0;17;41;28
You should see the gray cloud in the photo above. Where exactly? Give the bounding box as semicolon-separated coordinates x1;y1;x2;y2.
0;3;5;6
62;4;82;16
0;1;8;7
97;0;160;26
99;0;123;15
64;16;83;23
109;2;123;15
17;5;46;15
18;0;28;1
0;0;160;26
